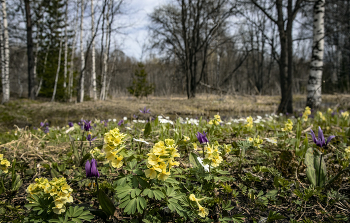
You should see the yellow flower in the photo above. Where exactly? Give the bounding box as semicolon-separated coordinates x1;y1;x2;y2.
247;137;253;143
327;108;333;113
245;116;254;129
223;144;232;154
111;155;124;168
0;154;11;173
145;167;157;179
342;111;349;119
317;111;326;121
302;106;311;122
189;194;197;201
281;119;293;132
147;154;164;166
183;135;190;141
192;143;198;151
209;114;221;125
157;169;170;181
198;205;209;218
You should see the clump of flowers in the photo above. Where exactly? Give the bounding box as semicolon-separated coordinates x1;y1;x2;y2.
90;147;106;160
248;136;263;148
327;108;333;114
145;139;180;181
302;106;311;122
245;116;253;130
103;128;127;168
310;126;335;148
203;144;223;167
222;144;232;154
281;119;293;132
341;111;349;119
209;114;222;125
189;194;208;218
317;111;326;122
26;177;73;214
0;154;11;173
344;146;350;159
85;159;100;178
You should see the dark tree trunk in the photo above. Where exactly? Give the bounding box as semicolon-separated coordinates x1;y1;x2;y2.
25;0;35;100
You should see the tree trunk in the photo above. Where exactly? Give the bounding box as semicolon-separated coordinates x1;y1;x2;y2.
306;0;325;108
100;1;109;100
69;1;79;101
51;36;63;102
1;0;9;103
91;0;97;100
78;0;85;103
63;0;68;89
25;0;35;100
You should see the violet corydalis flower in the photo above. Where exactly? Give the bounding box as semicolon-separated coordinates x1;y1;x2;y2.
44;126;49;134
140;107;150;114
68;122;74;127
40;122;45;127
83;120;92;132
196;131;209;144
85;159;100;178
310;126;335;148
86;134;97;146
118;119;124;126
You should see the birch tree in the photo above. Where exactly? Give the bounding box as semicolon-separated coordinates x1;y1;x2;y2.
63;0;68;89
1;0;9;103
78;0;85;103
306;0;325;108
100;0;109;100
91;0;97;100
51;36;63;102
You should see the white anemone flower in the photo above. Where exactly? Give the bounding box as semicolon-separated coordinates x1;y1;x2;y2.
133;138;149;144
197;157;210;172
264;138;277;145
123;117;127;120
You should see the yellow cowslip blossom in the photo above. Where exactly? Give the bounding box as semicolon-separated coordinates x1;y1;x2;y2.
145;139;180;181
204;144;223;167
302;106;311;122
245;116;253;130
90;147;105;160
317;111;326;122
327;108;333;114
345;146;350;159
248;136;263;148
0;154;11;173
342;111;349;119
192;143;198;151
103;128;127;169
209;114;222;125
26;177;73;215
281;119;293;132
223;144;232;154
183;135;190;142
189;194;208;218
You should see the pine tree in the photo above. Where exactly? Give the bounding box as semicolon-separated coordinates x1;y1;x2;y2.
127;63;155;98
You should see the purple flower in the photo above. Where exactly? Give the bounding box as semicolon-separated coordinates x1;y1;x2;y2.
140;107;151;114
310;127;335;148
86;134;97;146
196;131;209;144
83;120;92;132
40;122;45;127
331;111;336;117
85;159;100;178
133;114;138;119
44;126;49;134
118;119;124;126
68;122;74;127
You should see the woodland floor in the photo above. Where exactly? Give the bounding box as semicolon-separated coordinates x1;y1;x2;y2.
0;94;349;132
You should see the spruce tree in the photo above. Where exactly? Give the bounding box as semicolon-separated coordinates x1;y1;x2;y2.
127;63;155;98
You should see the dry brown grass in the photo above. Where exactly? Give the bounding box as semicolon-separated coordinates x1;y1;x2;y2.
0;93;349;131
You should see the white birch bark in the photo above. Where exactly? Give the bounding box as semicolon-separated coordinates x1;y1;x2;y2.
306;0;325;108
69;1;79;100
78;0;85;102
63;0;68;89
36;45;49;97
1;0;9;103
91;0;97;100
100;2;109;100
0;16;4;96
51;36;63;102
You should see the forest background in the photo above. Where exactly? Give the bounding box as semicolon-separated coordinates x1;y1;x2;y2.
0;0;349;114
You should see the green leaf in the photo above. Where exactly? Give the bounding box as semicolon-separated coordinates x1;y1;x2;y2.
124;198;137;214
80;153;91;167
305;148;317;186
97;189;115;216
153;189;165;200
144;122;152;138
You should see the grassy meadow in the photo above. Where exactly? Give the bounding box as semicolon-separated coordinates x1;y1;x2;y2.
0;94;349;222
